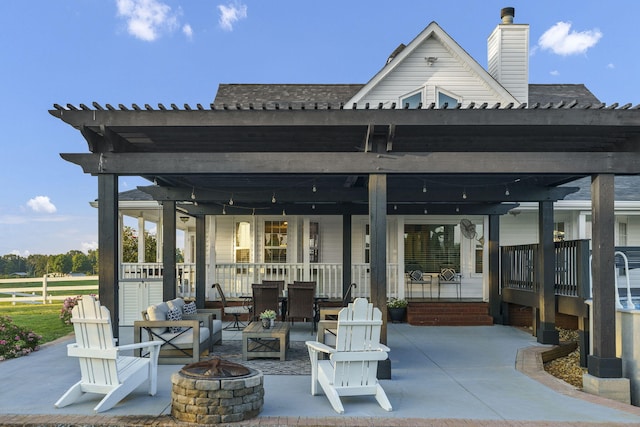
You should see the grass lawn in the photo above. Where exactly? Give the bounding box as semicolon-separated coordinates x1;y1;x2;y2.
1;303;73;344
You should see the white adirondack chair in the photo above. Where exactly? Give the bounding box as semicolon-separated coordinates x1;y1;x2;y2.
55;295;162;413
305;297;392;414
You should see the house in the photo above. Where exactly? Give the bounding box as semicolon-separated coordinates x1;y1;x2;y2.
53;7;640;395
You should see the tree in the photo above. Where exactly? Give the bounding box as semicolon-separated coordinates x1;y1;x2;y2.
122;225;158;263
71;251;92;274
49;253;72;275
26;254;50;277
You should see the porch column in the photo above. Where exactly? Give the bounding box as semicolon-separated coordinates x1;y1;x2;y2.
342;214;352;305
98;174;119;336
162;201;177;300
195;214;206;308
368;174;388;341
537;201;559;344
488;214;502;323
137;215;145;263
589;174;622;377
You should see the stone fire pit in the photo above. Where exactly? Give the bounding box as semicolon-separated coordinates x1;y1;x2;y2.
171;357;264;424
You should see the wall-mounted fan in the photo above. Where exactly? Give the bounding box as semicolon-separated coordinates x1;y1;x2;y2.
460;219;477;240
460;219;485;245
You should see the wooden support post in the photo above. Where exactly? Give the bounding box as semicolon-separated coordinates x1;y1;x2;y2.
589;173;622;377
342;214;352;305
369;173;387;340
537;201;559;344
195;215;206;308
98;174;119;336
488;214;502;323
162;201;177;301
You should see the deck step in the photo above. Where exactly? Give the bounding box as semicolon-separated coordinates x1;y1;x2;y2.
407;302;493;326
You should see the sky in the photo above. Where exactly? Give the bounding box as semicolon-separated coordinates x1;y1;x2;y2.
1;0;638;257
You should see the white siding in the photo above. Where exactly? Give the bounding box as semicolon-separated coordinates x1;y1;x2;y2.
487;24;529;104
500;212;539;245
627;217;640;246
314;216;342;263
358;38;510;108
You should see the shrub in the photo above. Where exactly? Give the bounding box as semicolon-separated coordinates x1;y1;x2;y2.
387;298;408;309
0;315;42;361
60;296;81;325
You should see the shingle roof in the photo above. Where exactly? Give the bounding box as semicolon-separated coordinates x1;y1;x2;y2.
213;84;364;106
563;176;640;201
214;83;602;107
528;84;601;107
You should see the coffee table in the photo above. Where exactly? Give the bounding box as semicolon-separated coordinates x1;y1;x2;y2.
242;321;290;361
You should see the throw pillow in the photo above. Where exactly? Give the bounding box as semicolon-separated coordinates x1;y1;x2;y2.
183;301;197;315
410;270;423;281
167;307;183;333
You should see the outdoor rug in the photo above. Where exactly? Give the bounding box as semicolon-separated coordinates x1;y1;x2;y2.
208;340;310;375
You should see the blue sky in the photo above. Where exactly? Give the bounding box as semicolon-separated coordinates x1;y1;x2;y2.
1;0;638;256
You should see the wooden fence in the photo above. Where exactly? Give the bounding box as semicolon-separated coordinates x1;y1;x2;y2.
0;275;98;305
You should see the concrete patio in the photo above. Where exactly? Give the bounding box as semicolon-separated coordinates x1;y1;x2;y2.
2;322;640;426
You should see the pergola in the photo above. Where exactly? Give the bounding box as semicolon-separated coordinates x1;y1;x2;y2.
52;101;640;380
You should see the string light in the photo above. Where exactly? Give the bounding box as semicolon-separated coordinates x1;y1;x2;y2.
394;204;397;210
505;186;510;196
252;208;255;216
422;182;427;193
282;209;286;216
424;207;428;215
312;204;316;210
153;177;158;186
272;193;276;203
191;188;196;200
222;205;226;215
312;183;317;193
462;189;467;199
229;194;234;205
456;206;460;213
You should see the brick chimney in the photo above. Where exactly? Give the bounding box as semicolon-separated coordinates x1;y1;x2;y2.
487;7;529;105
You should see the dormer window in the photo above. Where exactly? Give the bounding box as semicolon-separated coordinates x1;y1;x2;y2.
437;88;460;109
400;90;422;109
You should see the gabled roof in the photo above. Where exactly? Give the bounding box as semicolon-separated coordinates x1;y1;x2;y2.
344;21;519;107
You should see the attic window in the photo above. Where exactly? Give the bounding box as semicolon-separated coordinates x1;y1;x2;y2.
437;89;460;109
401;91;422;109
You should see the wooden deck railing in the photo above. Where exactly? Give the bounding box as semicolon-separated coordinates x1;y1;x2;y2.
501;239;591;298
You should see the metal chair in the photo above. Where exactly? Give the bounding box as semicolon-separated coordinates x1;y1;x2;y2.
212;283;251;330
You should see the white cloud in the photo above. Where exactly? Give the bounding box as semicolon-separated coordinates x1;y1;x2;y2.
81;241;99;252
27;196;57;214
10;249;29;257
550;70;560;76
218;2;247;31
183;24;193;39
538;21;602;56
116;0;179;41
607;63;615;69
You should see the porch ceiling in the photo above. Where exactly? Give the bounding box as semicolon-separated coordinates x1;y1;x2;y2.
51;103;640;216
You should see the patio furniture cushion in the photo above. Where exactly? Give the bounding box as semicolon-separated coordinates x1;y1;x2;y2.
147;302;170;334
166;297;185;312
167;307;183;333
409;270;423;281
183;301;197;315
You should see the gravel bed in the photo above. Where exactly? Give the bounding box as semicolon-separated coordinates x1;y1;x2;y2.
543;328;587;389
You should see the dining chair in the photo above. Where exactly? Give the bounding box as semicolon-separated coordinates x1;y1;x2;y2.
251;283;280;321
262;280;285;295
286;282;316;332
212;283;251;330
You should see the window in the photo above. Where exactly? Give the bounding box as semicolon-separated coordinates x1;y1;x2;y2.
401;92;422;109
474;224;484;274
404;224;460;273
309;222;319;263
264;220;287;263
437;89;459;109
365;224;370;263
235;221;251;263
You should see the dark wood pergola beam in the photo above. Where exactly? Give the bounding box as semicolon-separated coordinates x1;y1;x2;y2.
50;107;640;128
139;184;577;203
61;151;640;174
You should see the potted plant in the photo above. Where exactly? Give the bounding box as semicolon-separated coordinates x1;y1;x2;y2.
387;298;408;323
260;309;277;328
